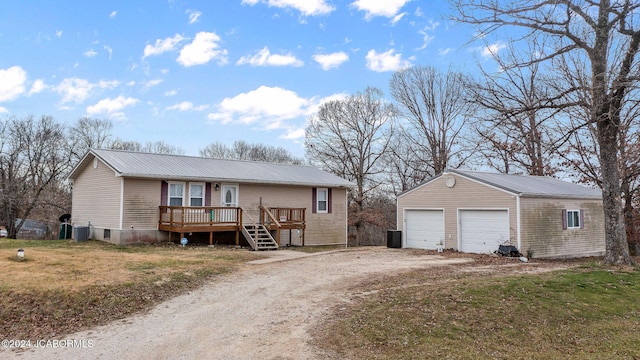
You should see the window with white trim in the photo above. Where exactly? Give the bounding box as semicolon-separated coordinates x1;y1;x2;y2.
316;188;328;213
168;182;184;206
566;210;581;229
189;183;204;207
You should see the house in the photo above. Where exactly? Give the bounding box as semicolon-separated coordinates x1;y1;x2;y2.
396;169;605;258
67;149;354;249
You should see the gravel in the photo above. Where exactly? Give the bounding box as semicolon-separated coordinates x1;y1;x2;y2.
8;247;565;360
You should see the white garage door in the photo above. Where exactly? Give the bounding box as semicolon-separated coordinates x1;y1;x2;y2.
404;210;444;250
459;210;509;253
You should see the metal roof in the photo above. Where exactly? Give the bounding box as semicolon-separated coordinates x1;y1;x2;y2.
68;149;355;188
450;169;602;199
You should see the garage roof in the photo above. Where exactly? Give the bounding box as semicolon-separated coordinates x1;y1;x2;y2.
450;169;602;199
68;149;355;188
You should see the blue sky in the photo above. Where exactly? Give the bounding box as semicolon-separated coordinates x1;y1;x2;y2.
0;0;502;157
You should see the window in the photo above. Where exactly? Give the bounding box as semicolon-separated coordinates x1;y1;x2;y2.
316;188;328;213
189;183;204;207
169;182;184;206
563;209;583;230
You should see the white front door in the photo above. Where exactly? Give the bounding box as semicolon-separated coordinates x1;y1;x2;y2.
221;185;238;207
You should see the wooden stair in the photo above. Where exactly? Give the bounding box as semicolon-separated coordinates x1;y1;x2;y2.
242;224;278;250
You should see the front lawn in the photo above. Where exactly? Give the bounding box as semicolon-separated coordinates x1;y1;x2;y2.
0;239;262;340
314;262;640;359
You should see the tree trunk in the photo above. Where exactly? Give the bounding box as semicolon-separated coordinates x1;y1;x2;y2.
598;122;633;264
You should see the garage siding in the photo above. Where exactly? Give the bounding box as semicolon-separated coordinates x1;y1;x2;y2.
397;174;517;250
520;197;605;258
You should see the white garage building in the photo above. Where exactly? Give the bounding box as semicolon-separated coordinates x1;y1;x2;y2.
396;170;606;258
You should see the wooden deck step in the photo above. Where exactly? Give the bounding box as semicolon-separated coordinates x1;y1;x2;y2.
241;224;278;250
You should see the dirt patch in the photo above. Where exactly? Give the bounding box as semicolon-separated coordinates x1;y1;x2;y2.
9;248;588;360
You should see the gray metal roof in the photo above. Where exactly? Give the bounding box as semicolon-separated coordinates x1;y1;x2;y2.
450;169;602;199
69;149;355;188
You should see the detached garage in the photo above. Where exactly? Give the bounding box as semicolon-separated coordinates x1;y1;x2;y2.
397;170;606;258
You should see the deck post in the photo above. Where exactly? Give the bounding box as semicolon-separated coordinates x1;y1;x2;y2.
209;231;213;246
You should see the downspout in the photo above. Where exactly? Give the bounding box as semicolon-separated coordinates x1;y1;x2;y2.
516;193;521;251
345;188;349;248
119;177;125;231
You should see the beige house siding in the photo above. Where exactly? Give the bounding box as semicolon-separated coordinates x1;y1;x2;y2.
238;184;348;246
122;178;162;230
520;197;605;258
71;156;121;233
397;174;517;249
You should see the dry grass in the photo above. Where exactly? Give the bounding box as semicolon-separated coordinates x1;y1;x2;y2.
0;239;263;340
312;253;640;359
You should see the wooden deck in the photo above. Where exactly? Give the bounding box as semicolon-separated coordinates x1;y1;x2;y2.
159;206;306;246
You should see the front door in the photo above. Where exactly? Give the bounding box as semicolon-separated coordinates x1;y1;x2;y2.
221;184;238;207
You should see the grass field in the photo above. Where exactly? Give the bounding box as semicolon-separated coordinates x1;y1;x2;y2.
0;239;262;340
314;262;640;359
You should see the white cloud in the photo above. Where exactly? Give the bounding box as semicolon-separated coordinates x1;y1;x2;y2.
109;10;117;18
312;52;349;70
237;47;303;67
0;106;8;113
143;79;164;89
87;96;139;118
207;86;342;136
28;79;47;95
56;78;120;104
143;34;185;58
104;45;113;60
481;41;507;59
391;12;406;25
416;22;439;50
0;66;27;102
365;49;411;72
56;30;63;38
186;9;202;24
281;127;305;140
166;101;209;111
351;0;411;20
165;90;178;96
84;49;98;57
177;32;228;67
438;48;453;56
241;0;334;16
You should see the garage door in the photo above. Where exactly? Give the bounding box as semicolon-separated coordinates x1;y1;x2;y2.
459;210;509;253
404;210;444;250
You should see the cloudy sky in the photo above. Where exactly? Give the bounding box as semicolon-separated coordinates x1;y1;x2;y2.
0;0;501;157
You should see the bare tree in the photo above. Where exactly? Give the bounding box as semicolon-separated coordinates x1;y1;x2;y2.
389;66;474;175
0;115;72;238
452;0;639;265
381;126;433;195
200;140;303;164
305;87;395;245
467;41;562;176
68;117;113;161
109;139;184;155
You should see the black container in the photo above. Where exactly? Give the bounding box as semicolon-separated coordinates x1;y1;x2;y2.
387;230;402;248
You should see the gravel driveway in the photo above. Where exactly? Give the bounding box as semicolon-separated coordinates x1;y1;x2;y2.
11;247;562;360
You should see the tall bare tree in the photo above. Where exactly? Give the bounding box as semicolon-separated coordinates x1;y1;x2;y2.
0;115;72;238
467;41;564;176
389;66;474;175
68;117;114;161
453;0;639;265
305;87;395;245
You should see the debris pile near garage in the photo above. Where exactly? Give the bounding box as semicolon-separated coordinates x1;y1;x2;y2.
494;245;522;257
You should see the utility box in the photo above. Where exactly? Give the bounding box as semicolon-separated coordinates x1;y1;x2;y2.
59;224;72;239
387;230;402;248
74;226;89;242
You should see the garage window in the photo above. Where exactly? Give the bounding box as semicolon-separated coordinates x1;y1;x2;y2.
562;209;583;230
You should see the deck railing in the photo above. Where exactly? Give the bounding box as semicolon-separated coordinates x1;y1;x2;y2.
159;206;241;227
262;207;306;226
